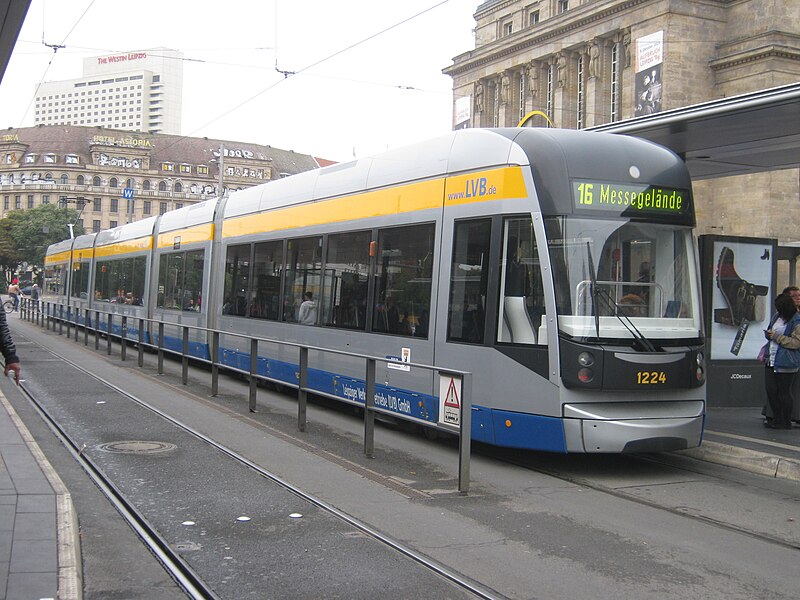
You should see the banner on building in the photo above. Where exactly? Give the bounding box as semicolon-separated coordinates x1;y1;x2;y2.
634;31;663;117
454;95;471;130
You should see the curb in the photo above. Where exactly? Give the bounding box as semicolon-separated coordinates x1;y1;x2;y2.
0;392;83;600
679;440;800;482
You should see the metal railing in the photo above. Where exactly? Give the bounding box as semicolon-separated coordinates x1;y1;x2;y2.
20;298;473;494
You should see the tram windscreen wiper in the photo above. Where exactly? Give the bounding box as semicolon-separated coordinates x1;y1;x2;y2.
593;286;657;352
585;242;601;340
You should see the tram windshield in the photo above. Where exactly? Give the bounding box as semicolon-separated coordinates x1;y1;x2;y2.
544;216;701;342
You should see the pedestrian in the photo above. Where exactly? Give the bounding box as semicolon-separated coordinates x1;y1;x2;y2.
7;278;20;311
763;293;800;429
0;300;20;384
298;291;317;325
762;286;800;425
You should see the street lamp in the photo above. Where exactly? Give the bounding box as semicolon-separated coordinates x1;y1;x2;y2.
210;142;225;199
59;196;87;239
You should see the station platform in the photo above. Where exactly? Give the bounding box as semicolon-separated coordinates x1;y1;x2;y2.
1;314;799;598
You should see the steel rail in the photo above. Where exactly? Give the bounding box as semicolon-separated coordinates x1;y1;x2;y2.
22;342;505;600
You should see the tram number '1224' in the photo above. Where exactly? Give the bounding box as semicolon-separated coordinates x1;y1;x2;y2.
637;371;667;385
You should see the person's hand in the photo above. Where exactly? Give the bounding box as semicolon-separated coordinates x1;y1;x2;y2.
4;362;20;384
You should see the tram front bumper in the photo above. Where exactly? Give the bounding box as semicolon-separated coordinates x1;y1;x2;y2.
562;401;705;453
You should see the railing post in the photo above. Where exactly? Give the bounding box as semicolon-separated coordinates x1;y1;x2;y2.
181;326;189;385
120;316;128;361
138;318;144;367
157;322;164;374
210;331;219;396
84;309;89;346
248;338;258;412
298;347;308;431
106;314;113;355
364;357;376;458
73;306;79;341
458;372;472;495
94;311;100;350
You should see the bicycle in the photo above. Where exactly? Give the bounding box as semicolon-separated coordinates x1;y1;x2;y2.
2;297;14;313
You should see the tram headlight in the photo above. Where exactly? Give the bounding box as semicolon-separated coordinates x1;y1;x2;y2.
577;367;594;383
696;352;704;366
577;352;594;367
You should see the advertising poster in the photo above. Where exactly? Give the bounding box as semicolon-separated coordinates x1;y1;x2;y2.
454;95;471;130
709;239;774;360
634;31;663;117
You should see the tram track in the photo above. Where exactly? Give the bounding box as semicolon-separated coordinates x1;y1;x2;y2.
18;343;505;600
480;446;800;553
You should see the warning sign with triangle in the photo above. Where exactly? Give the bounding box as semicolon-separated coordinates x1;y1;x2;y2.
444;378;460;409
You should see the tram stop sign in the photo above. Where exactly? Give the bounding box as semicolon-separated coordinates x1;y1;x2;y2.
438;374;462;428
122;187;134;199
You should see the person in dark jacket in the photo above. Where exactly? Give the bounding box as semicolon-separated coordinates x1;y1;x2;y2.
0;305;20;383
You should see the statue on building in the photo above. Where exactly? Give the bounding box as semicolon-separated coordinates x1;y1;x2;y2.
500;74;511;104
588;43;600;79
623;31;632;68
556;54;567;88
527;62;539;97
474;81;484;112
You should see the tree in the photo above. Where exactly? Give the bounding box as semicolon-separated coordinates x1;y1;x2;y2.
0;204;85;280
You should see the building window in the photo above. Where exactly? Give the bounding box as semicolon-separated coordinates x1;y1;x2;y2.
110;198;119;213
180;164;191;174
3;196;8;210
161;162;174;172
546;64;554;125
577;54;585;129
126;178;135;188
60;174;69;185
25;154;36;163
558;0;568;13
174;182;182;193
44;154;56;163
27;195;34;209
143;200;151;215
110;220;117;228
65;154;79;164
175;202;183;210
42;195;50;204
198;166;209;175
93;198;102;211
502;21;513;36
109;177;118;188
93;220;101;233
611;43;620;122
159;202;167;215
529;10;539;25
92;176;101;187
77;175;85;185
159;181;167;192
14;195;21;209
143;180;151;191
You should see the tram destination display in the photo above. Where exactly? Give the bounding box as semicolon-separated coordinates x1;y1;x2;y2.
572;180;691;221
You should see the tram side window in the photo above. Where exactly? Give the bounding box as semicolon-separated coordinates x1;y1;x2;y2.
373;224;434;338
70;261;91;299
250;240;283;320
282;236;322;325
497;217;546;345
448;219;491;344
322;231;370;330
157;250;204;311
223;244;252;317
94;256;146;305
45;264;66;296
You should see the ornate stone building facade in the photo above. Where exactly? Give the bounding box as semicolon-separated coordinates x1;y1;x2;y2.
444;0;800;243
0;125;323;232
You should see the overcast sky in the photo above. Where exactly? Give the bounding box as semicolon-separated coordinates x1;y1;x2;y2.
0;0;477;161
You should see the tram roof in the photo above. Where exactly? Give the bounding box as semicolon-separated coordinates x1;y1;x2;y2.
589;82;800;182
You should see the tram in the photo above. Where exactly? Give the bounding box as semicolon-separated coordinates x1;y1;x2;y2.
44;128;706;453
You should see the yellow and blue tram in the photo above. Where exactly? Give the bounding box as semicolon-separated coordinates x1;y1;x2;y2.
44;128;706;453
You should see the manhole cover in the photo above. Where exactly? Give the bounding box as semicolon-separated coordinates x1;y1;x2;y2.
97;441;177;454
